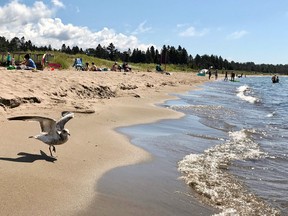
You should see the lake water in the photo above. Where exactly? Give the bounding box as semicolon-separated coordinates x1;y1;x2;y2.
171;76;288;215
97;76;287;215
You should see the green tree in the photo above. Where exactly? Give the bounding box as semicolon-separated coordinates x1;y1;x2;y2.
72;46;80;54
107;43;117;61
169;46;178;64
20;36;28;51
95;44;109;59
0;36;8;52
145;47;153;63
149;46;156;63
66;46;72;54
8;37;21;51
194;54;201;68
25;40;33;51
178;46;188;64
161;45;168;64
61;44;66;53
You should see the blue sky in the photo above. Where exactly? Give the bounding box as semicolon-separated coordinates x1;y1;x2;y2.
1;0;288;64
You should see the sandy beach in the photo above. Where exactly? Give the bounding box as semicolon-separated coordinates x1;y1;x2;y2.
0;68;211;215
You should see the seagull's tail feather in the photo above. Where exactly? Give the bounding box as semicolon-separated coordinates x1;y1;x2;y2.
28;135;35;139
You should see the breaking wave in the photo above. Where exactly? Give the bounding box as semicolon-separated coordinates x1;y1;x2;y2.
178;129;280;215
236;85;260;104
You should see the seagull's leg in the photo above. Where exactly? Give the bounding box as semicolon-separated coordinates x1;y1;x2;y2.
52;145;56;153
49;145;53;157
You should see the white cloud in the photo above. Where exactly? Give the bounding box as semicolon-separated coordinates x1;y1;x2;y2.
0;0;52;25
51;0;65;8
0;1;152;51
132;21;152;35
178;26;209;37
227;30;248;40
176;23;189;28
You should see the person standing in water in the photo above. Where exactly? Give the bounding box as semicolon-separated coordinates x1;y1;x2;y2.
231;71;235;81
208;69;212;79
224;71;228;81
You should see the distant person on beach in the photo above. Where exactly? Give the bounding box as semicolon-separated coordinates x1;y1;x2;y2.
122;62;132;72
73;58;84;70
85;62;90;71
208;69;212;79
224;71;228;81
6;52;12;66
21;54;36;70
111;62;119;71
215;69;218;80
90;62;97;71
156;64;163;72
11;57;15;66
231;71;235;81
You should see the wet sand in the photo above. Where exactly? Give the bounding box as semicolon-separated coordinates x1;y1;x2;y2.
83;149;217;216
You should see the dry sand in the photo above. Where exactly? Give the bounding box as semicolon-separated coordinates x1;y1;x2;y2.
0;68;210;215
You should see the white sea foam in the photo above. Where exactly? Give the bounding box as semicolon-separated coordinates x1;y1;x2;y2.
170;104;206;110
267;112;276;117
236;85;260;104
178;129;280;215
170;105;235;118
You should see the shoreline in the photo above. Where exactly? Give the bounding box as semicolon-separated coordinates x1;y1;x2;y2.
83;103;218;216
0;69;212;215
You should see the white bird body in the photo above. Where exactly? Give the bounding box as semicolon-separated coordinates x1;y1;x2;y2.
32;130;68;145
8;112;74;156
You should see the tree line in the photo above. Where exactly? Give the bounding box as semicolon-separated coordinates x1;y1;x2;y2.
0;35;287;74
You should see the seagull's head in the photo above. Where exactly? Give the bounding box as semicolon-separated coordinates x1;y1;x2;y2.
62;128;70;136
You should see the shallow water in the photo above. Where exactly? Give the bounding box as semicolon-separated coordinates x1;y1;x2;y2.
172;76;288;215
91;76;287;215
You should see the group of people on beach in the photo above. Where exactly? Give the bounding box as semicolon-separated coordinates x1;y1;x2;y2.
111;62;132;72
84;62;101;71
208;68;218;80
224;71;244;81
72;58;103;71
201;69;241;81
4;52;37;70
82;61;132;72
72;59;132;72
272;75;279;83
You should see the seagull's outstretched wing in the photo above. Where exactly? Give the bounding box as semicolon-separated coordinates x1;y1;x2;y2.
8;116;57;134
56;112;74;131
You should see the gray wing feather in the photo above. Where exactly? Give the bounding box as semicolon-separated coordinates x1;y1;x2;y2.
56;112;74;130
8;116;57;134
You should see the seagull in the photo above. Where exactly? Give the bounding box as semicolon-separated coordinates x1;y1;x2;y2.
8;112;74;157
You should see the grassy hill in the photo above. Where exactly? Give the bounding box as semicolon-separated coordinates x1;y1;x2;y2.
42;51;198;72
2;51;259;75
49;53;269;75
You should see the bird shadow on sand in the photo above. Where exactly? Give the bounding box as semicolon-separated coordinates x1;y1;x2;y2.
0;150;57;163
